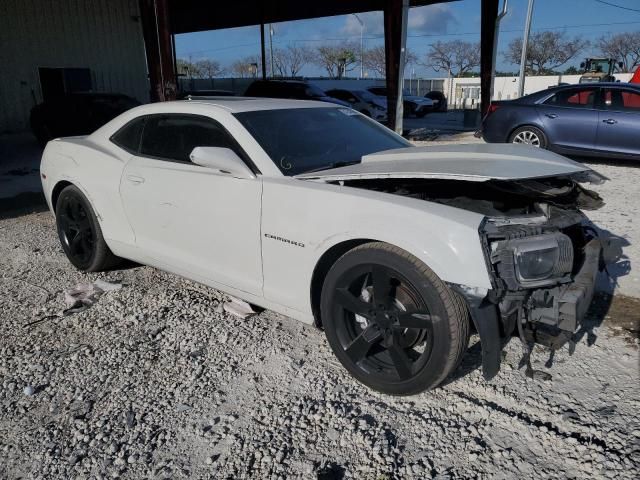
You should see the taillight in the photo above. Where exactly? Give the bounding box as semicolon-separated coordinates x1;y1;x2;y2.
487;104;500;116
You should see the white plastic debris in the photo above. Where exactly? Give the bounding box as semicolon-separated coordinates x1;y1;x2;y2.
63;280;122;315
93;279;123;293
23;385;35;396
222;296;258;319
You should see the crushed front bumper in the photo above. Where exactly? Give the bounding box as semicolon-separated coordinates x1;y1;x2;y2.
452;233;610;380
526;238;600;342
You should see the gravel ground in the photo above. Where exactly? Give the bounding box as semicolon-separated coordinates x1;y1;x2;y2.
1;209;639;479
1;133;639;478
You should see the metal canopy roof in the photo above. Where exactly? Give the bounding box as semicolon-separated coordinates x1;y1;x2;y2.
168;0;458;34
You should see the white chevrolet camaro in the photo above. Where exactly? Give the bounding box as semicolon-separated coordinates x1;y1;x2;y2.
40;98;612;395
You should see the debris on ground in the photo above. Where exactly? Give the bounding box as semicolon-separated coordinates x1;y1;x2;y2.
222;295;259;319
62;279;122;315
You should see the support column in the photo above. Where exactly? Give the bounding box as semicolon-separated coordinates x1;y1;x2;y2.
260;23;268;80
480;0;500;116
383;0;409;134
139;0;176;102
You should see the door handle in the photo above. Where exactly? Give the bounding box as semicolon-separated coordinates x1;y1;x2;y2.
126;175;145;184
602;118;618;125
545;113;558;119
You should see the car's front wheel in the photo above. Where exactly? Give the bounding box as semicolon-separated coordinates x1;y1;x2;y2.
55;185;121;271
320;242;469;395
509;125;547;148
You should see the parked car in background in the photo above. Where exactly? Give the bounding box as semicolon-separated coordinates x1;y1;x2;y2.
177;89;236;99
482;83;640;159
244;80;350;107
30;93;140;146
367;86;433;117
325;88;387;122
424;91;448;112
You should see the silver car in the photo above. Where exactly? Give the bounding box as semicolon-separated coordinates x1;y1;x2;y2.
325;88;388;122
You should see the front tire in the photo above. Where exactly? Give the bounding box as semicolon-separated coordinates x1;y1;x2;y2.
320;242;469;395
55;185;120;271
509;125;547;148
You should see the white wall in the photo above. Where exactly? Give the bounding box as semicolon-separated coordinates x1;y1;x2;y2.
0;0;149;133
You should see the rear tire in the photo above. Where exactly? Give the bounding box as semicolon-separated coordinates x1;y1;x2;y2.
320;242;469;395
509;125;547;148
55;185;121;272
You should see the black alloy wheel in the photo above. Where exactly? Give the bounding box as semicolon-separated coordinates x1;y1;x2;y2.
333;264;435;382
55;185;120;271
57;194;94;267
321;243;469;395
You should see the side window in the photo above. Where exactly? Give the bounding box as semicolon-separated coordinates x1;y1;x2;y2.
139;114;235;162
111;117;146;153
544;88;596;109
603;89;640;112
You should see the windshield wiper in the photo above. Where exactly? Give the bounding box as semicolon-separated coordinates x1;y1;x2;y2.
301;161;360;174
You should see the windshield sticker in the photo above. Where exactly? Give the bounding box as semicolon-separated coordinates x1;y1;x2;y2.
338;108;359;116
279;157;292;171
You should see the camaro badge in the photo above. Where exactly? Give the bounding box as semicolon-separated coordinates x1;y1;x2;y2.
264;233;305;248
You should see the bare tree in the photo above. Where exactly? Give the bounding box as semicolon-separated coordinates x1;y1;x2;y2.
272;45;313;77
424;40;480;77
313;43;359;79
504;31;588;75
597;32;640;72
230;56;262;78
193;59;225;78
363;45;417;77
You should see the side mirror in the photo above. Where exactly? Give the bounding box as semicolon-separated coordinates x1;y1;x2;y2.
189;146;255;179
580;62;585;68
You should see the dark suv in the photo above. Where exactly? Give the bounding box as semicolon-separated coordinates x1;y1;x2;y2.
244;80;349;107
30;92;140;146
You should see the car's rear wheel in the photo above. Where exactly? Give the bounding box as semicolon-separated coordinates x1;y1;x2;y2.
320;242;469;395
509;126;547;148
55;185;120;271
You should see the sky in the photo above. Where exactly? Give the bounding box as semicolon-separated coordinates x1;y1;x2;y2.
175;0;640;78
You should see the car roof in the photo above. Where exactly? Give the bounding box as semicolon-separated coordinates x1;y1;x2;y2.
548;82;639;90
129;97;337;114
249;79;308;85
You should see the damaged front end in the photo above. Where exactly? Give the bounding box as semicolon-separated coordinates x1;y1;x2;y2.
336;169;619;380
459;173;619;379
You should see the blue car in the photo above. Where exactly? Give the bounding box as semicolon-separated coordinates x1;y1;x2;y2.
482;83;640;159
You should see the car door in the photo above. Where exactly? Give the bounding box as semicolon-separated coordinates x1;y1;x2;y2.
536;86;599;152
596;87;640;156
119;113;263;295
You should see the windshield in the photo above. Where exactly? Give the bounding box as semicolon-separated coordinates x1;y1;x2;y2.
235;107;410;175
356;90;376;101
588;60;610;72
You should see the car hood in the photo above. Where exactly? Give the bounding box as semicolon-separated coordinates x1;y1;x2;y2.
405;95;432;104
295;144;597;182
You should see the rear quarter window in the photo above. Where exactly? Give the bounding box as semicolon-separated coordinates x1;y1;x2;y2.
543;88;596;108
110;117;145;153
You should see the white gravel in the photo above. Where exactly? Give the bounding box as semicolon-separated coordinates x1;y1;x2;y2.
1;210;639;479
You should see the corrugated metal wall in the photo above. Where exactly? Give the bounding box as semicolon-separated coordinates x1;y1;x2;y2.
0;0;149;133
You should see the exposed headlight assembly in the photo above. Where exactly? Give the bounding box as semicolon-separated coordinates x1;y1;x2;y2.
491;233;574;289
